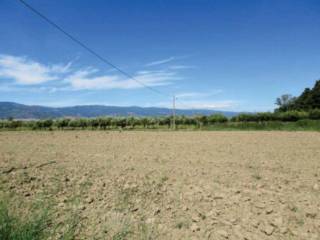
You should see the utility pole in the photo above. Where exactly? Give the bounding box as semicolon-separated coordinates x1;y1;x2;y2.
172;95;176;130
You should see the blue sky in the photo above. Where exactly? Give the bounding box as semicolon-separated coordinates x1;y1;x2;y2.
1;0;320;112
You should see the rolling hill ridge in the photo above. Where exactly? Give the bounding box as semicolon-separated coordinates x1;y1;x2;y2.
0;102;237;119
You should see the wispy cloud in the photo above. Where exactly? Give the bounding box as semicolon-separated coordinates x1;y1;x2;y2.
0;54;71;85
0;54;180;91
176;90;223;99
145;57;176;67
169;65;196;70
167;90;234;110
66;69;178;90
151;100;237;110
176;100;237;109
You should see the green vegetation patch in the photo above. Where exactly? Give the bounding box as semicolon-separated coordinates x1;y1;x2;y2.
0;198;78;240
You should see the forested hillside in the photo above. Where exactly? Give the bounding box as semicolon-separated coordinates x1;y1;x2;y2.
277;80;320;111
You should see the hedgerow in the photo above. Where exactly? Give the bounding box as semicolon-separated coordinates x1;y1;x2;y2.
1;111;320;131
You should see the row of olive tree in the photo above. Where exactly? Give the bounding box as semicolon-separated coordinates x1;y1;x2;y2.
2;110;320;130
0;114;229;130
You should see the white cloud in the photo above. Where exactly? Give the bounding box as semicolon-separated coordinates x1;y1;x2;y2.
0;54;180;91
66;69;178;90
0;54;243;110
145;57;175;67
0;54;71;85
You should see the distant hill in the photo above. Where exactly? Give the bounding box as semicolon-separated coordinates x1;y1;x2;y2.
0;102;238;119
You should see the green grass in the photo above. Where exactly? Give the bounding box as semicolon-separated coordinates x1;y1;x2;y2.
0;201;50;240
111;224;132;240
0;199;78;240
203;120;320;131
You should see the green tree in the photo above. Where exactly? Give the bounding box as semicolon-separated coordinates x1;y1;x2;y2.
98;118;110;130
126;117;136;129
55;119;70;130
140;118;149;128
208;114;228;124
275;94;296;111
277;80;320;111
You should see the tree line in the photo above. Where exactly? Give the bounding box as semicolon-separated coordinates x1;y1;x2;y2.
1;110;320;130
0;114;228;130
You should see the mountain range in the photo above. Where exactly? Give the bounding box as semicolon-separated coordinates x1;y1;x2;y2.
0;102;238;119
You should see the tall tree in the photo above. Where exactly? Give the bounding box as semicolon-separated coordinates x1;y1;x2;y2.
275;94;296;111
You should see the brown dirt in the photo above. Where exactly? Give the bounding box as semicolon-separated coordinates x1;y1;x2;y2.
0;131;320;239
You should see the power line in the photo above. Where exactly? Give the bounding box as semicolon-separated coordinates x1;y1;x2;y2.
17;0;169;97
17;0;205;127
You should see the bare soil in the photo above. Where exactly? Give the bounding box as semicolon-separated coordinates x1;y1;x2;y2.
0;131;320;239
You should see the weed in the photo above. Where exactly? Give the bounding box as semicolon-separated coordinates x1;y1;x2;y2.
0;201;50;240
115;188;135;212
160;176;168;183
0;198;79;240
297;218;304;226
175;220;190;229
252;173;262;180
175;222;184;229
112;228;131;240
110;218;132;240
137;221;157;240
79;179;93;191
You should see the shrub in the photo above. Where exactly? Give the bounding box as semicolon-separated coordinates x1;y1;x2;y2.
115;118;127;128
309;109;320;120
97;118;106;129
295;119;320;130
7;121;23;129
276;111;309;122
255;112;277;121
55;119;70;130
158;117;171;128
231;113;258;122
78;118;89;129
208;114;228;124
68;119;81;129
195;115;208;127
140;118;149;128
33;120;53;130
23;121;36;130
295;119;312;127
125;117;136;129
89;119;99;129
42;119;53;129
148;118;157;128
